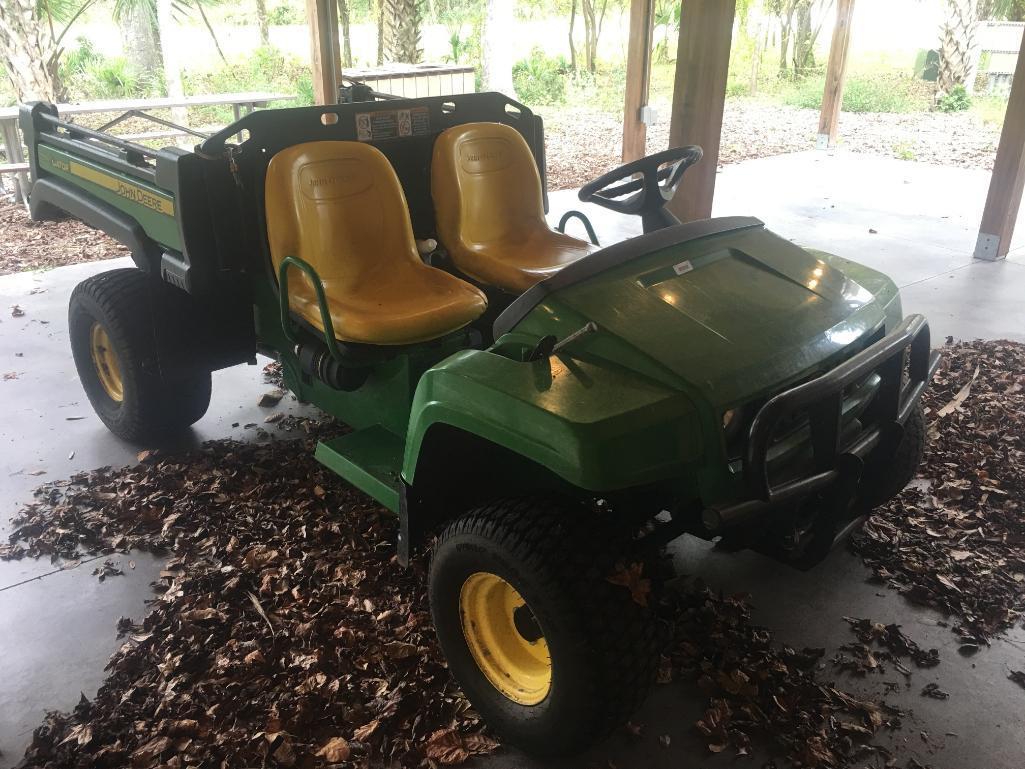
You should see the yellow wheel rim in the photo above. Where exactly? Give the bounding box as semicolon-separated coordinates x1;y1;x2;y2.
459;572;551;706
89;322;124;402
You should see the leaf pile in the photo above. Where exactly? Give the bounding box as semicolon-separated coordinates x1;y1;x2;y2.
6;420;492;768
851;339;1025;646
7;426;909;769
832;617;939;677
663;586;902;766
0;198;129;276
9;338;1025;768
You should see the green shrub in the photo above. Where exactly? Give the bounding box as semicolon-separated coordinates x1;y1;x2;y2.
445;22;483;69
937;84;971;112
184;46;311;122
725;78;751;98
61;37;103;79
782;73;931;113
85;58;155;99
293;73;314;106
61;39;158;100
971;93;1009;125
893;141;916;161
563;65;627;112
267;4;302;24
512;48;569;106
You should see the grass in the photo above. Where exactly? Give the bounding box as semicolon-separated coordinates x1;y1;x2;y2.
646;61;939;116
183;46;313;125
893;141;917;161
971;93;1009;127
780;72;933;113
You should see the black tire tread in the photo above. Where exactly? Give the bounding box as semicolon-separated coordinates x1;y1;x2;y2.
69;268;211;442
432;498;659;752
860;402;927;508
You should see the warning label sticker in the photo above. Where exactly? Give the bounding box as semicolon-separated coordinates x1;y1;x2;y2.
355;107;431;141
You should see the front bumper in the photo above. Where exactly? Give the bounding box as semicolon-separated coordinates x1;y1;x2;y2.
703;314;940;532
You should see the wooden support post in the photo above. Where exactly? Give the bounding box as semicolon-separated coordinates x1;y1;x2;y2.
817;0;855;149
622;0;655;162
307;0;340;106
975;28;1025;260
667;0;736;223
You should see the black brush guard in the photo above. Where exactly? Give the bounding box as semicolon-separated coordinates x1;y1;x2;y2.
703;313;941;532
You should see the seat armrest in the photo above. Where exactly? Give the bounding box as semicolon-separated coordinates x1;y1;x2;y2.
278;255;344;361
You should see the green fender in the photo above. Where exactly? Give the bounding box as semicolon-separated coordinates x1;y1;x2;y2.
401;348;702;493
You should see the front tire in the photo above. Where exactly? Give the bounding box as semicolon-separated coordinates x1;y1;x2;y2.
859;402;927;509
429;498;659;756
69;269;211;442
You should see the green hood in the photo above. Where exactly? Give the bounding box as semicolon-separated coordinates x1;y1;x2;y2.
516;225;888;407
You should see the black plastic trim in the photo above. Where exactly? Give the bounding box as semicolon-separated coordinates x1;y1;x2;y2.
33;129;158;184
492;215;764;338
29;177;161;270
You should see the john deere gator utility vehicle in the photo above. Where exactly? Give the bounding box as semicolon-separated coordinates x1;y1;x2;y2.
20;92;939;755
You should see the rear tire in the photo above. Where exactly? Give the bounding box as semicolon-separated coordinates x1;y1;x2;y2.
69;269;211;443
429;498;659;756
859;402;927;508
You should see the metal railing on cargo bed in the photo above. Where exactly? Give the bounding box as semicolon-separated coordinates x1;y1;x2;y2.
1;92;293;205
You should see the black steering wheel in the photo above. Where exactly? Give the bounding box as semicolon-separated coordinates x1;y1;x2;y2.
578;146;703;232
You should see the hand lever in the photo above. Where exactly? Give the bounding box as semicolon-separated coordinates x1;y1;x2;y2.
527;322;599;361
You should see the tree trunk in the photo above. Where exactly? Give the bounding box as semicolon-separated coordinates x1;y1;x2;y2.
580;0;598;72
382;0;422;63
749;20;763;94
938;0;980;93
376;0;384;64
338;0;352;68
155;0;188;126
119;2;162;81
776;0;796;78
256;0;270;45
791;0;814;75
580;0;608;73
482;0;513;93
568;0;577;72
0;0;64;101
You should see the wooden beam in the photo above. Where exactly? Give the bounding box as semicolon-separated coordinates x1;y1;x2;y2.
817;0;855;148
667;0;737;222
307;0;340;106
975;27;1025;260
622;0;655;162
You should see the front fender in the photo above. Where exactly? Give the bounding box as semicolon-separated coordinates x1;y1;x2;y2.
402;349;701;492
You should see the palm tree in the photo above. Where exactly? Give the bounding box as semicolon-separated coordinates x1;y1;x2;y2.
0;0;99;101
117;0;162;79
382;0;423;63
482;0;512;92
938;0;980;94
0;0;223;104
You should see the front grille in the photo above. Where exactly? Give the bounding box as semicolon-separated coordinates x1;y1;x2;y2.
726;325;887;470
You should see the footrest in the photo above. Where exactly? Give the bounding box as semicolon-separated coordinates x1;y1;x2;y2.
315;425;405;512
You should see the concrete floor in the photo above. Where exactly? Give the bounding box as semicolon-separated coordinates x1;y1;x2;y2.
3;150;1025;768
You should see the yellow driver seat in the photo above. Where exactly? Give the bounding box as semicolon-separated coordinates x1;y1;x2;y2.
265;141;487;346
431;122;596;294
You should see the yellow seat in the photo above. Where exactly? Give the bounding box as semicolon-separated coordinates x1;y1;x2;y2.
431;122;596;294
266;141;487;346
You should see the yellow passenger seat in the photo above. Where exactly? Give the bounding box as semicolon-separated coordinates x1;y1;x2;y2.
265;141;487;346
431;122;595;294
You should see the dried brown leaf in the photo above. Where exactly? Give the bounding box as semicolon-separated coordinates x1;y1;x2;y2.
606;561;651;607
